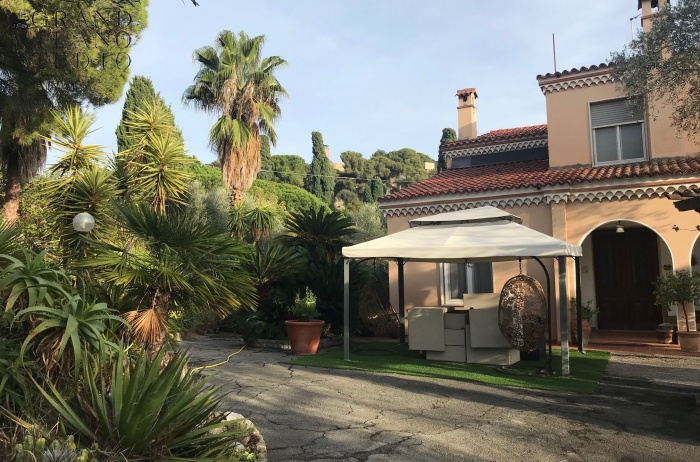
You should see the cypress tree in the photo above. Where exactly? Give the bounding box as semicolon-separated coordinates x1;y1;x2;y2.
437;128;457;173
370;176;385;201
365;177;385;202
307;131;335;205
257;134;275;181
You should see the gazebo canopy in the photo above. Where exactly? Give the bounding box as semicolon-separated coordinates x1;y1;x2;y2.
340;206;584;374
342;206;582;262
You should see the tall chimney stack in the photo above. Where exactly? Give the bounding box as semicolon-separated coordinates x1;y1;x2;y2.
639;0;668;32
457;88;478;140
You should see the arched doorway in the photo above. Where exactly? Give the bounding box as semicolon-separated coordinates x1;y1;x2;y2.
579;220;671;330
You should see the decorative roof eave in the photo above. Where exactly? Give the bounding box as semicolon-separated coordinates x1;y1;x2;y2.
444;139;548;158
379;176;700;217
537;63;614;95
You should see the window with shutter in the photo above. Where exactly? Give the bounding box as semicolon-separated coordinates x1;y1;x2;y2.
590;99;646;165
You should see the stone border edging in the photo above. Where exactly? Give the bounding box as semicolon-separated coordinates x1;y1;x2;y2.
250;335;343;351
222;412;268;462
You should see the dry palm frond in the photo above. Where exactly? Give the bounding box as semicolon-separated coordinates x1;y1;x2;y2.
124;308;168;346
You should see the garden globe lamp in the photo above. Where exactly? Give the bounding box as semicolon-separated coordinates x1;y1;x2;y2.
72;212;95;233
72;212;95;289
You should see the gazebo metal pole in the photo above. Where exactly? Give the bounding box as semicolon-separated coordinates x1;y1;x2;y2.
574;257;584;353
558;256;570;376
398;258;405;343
531;257;553;375
344;259;350;360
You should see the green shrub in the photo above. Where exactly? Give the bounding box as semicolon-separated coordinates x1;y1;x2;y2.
289;287;320;321
249;180;329;213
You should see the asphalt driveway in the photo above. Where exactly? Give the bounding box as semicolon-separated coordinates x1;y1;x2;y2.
182;336;700;462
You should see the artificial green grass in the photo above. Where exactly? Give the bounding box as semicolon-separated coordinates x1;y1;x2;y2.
287;343;610;394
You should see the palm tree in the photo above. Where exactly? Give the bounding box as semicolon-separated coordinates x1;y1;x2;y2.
82;203;257;350
282;207;356;262
183;30;287;203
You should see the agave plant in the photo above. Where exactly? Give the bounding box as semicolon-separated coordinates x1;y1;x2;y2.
0;337;35;418
38;348;251;460
0;249;70;313
17;288;126;375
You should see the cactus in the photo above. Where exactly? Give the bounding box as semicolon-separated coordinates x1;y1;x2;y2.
36;437;46;454
12;433;100;462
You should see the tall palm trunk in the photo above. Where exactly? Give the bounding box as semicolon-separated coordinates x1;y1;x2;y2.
1;137;47;223
3;142;22;223
150;289;172;353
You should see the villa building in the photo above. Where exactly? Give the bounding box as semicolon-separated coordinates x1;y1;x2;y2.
378;0;700;338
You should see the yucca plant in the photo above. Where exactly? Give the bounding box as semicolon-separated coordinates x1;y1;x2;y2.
37;348;251;460
17;288;126;375
116;99;193;213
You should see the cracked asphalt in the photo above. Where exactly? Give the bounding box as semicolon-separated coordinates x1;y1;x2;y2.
181;337;700;462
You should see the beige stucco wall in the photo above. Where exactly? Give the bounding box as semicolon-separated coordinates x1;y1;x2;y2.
545;80;700;168
384;193;700;339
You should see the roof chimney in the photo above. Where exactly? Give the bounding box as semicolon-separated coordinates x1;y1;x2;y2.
639;0;668;32
324;144;330;159
456;88;477;140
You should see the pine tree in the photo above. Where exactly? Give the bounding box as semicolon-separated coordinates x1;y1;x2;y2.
257;134;275;181
307;131;335;205
437;128;456;173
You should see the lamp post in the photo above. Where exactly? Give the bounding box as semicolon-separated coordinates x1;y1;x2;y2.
72;212;95;289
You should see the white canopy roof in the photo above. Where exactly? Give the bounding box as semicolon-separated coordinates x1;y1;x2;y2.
342;206;581;262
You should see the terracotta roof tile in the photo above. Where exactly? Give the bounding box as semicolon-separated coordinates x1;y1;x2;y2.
536;63;610;81
441;124;547;150
456;88;477;97
379;156;700;202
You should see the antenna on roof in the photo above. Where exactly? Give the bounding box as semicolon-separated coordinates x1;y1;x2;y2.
552;33;557;74
629;13;641;40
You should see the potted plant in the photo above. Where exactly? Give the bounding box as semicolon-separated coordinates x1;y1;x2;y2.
285;287;325;355
569;297;600;347
653;270;700;353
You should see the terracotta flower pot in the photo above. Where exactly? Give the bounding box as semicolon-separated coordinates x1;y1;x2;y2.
285;320;325;355
570;319;592;347
677;331;700;353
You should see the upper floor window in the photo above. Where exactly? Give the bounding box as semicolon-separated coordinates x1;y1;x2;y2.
442;262;493;305
590;99;646;165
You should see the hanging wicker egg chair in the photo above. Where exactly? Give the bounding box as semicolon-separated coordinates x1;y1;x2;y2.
498;274;547;351
358;277;400;338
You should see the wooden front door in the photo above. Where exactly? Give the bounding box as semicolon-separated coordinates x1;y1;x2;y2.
592;227;662;330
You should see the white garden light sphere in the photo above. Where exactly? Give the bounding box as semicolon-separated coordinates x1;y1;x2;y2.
72;212;95;233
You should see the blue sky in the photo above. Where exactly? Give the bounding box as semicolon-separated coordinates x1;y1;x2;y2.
79;1;642;166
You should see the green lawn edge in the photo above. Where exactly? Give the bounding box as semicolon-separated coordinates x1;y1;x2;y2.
286;343;610;394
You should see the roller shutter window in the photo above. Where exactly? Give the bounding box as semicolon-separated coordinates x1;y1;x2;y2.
591;99;646;165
